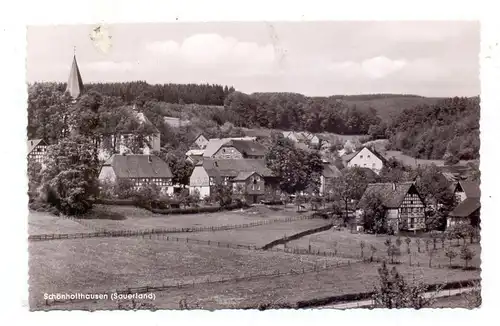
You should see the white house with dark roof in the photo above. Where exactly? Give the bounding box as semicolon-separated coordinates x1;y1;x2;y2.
346;147;387;174
98;154;174;195
191;134;209;150
189;158;276;199
213;140;267;159
202;137;257;158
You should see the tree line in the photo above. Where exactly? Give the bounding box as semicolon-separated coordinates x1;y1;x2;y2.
29;81;234;107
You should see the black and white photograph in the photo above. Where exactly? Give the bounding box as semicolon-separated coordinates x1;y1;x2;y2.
26;21;481;311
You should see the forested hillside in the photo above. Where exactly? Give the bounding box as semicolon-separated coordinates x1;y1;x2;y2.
338;95;443;121
223;92;381;135
385;96;480;162
27;82;480;162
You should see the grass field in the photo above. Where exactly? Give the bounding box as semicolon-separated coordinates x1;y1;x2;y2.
40;257;478;310
28;205;307;235
287;229;481;269
29;236;348;309
28;211;94;235
174;218;331;248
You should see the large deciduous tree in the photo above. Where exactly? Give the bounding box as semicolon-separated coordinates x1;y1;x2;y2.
39;135;99;215
265;134;323;195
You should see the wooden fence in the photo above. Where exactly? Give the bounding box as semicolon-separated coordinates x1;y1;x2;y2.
44;258;355;307
29;214;316;242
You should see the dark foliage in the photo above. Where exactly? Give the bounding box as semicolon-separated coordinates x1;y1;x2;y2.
386;97;480;160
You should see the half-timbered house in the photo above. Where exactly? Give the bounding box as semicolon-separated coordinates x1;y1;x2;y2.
27;139;48;166
357;182;426;233
98;154;174;195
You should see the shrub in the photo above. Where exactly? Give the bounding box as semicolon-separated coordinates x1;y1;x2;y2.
134;183;161;207
113;179;136;199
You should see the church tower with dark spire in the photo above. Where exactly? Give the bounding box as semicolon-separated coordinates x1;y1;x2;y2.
65;49;84;99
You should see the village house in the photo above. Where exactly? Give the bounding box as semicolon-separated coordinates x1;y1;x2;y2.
282;131;312;144
97;106;161;161
189;159;276;200
202;137;257;158
163;116;190;128
98;154;174;195
185;149;205;164
191;134;209;150
447;180;481;228
357;182;426;233
213;140;267;159
319;164;342;196
27;139;48;166
346;147;387;174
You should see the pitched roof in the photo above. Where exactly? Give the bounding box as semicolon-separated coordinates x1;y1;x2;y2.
221;140;267;157
322;164;342;178
202;159;273;178
449;197;481;217
456;180;481;199
347;146;388;164
103;154;172;178
27;139;46;154
65;55;84;99
233;171;258;181
358;182;417;209
203;137;257;157
185;149;205;156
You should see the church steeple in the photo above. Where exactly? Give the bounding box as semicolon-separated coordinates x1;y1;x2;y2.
65;49;84;99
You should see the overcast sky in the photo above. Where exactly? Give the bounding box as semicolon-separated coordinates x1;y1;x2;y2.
26;21;480;97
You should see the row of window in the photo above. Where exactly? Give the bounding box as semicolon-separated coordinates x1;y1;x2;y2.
353;163;376;168
401;207;424;214
135;178;172;186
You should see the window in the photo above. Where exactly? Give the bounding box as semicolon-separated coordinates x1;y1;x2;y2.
363;163;367;167
372;163;375;168
360;155;363;159
367;155;371;158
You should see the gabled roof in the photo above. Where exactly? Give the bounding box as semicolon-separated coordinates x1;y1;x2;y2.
233;171;259;182
102;154;172;178
358;182;418;209
203;137;257;158
65;55;84;99
27;139;47;154
449;197;480;217
221;140;267;157
455;180;481;199
347;146;388;164
193;133;208;142
202;159;273;178
186;149;205;156
322;164;342;178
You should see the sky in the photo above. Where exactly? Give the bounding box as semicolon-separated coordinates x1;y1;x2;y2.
26;21;480;97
